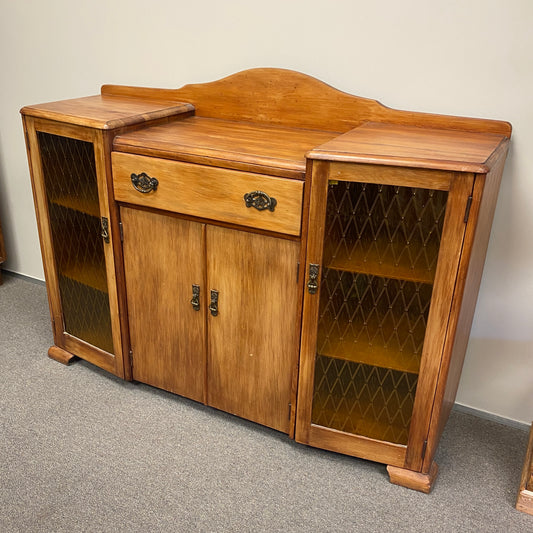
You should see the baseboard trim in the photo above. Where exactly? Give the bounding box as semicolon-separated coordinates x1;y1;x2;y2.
3;269;46;286
453;403;530;431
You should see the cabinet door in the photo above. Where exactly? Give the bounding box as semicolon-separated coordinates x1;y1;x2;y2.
296;162;473;468
25;119;125;376
206;226;300;433
121;207;206;403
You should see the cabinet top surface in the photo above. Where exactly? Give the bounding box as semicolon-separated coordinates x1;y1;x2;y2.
113;116;338;178
21;95;193;130
309;122;508;173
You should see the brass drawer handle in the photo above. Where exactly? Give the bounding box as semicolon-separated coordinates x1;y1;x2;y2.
191;284;200;311
243;190;277;212
209;289;219;317
131;172;159;193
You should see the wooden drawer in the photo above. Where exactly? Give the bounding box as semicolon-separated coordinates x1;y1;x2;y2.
112;152;303;235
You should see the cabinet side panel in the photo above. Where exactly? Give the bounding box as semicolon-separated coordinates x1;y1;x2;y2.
422;143;509;471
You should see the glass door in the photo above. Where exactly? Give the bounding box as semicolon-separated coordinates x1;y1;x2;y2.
310;180;448;445
37;131;114;354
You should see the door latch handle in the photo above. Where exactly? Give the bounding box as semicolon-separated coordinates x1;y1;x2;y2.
191;284;200;311
101;217;110;244
209;289;219;317
307;263;320;294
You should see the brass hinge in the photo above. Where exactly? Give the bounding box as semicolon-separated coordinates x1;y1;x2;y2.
288;403;292;421
421;439;428;460
119;221;124;242
296;262;300;282
129;349;133;370
464;195;473;223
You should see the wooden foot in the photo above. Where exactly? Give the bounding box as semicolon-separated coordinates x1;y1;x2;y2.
387;462;439;493
516;490;533;515
48;346;77;365
516;422;533;514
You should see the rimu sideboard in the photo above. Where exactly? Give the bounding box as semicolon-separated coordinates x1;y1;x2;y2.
21;68;511;492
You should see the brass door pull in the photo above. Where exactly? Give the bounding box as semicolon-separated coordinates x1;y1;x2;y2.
307;263;320;294
101;217;110;244
243;190;277;212
191;284;200;311
131;172;159;193
209;289;219;317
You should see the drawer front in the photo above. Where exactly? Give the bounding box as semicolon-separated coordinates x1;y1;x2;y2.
112;152;303;235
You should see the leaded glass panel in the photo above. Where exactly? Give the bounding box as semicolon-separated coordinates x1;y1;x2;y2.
37;132;114;354
311;180;448;444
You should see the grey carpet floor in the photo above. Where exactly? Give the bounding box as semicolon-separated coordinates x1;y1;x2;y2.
1;272;532;532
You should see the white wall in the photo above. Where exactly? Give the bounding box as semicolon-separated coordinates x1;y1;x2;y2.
1;0;532;424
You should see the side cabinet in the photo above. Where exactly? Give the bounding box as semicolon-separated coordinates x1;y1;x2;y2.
23;118;125;375
295;161;477;490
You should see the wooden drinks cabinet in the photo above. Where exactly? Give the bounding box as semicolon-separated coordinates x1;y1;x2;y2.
21;68;511;492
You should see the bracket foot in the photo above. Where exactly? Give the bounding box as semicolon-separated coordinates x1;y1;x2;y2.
387;462;439;494
48;346;77;366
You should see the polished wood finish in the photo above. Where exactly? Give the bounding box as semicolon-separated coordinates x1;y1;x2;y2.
207;226;300;433
22;68;511;493
517;423;533;515
422;140;509;472
48;345;77;365
22;118;125;377
404;173;474;472
121;208;206;402
112;152;304;236
309;122;507;173
21;95;193;130
102;68;511;136
387;462;438;494
113;116;337;179
328;161;452;191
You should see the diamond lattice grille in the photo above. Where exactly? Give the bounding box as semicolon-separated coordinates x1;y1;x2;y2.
311;180;448;445
312;355;418;444
323;182;448;283
38;132;113;354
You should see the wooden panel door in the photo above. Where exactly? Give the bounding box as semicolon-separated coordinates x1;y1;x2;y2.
121;207;206;403
295;161;473;469
206;226;300;433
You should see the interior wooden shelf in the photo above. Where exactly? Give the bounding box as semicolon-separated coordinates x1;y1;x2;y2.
59;262;108;293
317;335;422;375
327;247;436;284
50;191;100;218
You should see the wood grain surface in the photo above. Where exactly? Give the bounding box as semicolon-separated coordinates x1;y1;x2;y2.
113;116;337;178
121;207;207;403
21;95;193;130
102;68;512;136
112;152;304;236
206;226;300;433
309;122;508;173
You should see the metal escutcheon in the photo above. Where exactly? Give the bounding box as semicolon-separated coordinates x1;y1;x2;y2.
131;172;159;193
